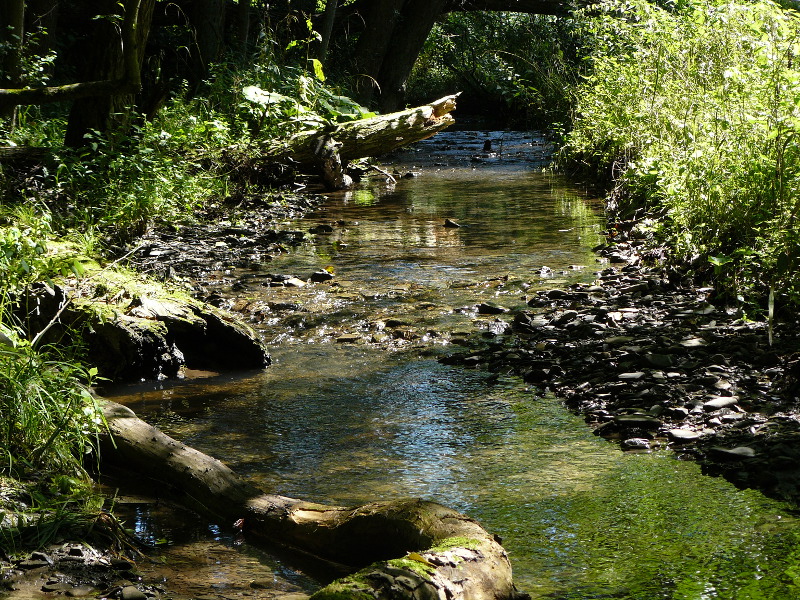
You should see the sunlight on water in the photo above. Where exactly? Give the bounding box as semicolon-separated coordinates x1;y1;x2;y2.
113;346;800;599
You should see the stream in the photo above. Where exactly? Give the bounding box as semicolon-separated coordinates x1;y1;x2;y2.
106;131;800;600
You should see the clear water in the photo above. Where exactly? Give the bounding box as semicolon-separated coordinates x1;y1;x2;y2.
107;132;800;600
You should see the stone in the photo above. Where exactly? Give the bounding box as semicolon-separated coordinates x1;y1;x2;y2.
66;585;97;597
613;414;662;429
708;446;757;460
623;438;651;449
336;334;361;344
643;353;673;368
618;372;646;380
121;586;148;600
703;396;738;411
477;302;509;315
552;310;578;326
667;429;703;442
443;218;461;228
310;270;335;282
284;277;307;287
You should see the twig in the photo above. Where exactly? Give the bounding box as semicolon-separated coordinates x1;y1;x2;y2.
369;163;397;184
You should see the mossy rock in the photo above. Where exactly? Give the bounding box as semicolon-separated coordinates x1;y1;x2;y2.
18;268;270;382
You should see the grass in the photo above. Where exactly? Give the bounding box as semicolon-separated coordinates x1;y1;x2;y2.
561;0;800;312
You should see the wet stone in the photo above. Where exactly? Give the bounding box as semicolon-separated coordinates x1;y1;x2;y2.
704;396;739;411
619;372;646;380
668;429;703;442
121;586;148;600
310;270;335;283
66;585;97;597
708;446;757;460
477;302;509;315
613;414;662;429
623;438;651;449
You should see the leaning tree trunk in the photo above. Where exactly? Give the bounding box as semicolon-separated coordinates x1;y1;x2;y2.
100;400;522;600
375;0;449;112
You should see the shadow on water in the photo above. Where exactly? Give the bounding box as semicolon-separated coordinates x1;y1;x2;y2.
106;132;800;599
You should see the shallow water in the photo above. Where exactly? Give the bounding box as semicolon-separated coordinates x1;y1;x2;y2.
107;132;800;600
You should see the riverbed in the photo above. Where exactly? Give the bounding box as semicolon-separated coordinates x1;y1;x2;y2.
105;131;800;600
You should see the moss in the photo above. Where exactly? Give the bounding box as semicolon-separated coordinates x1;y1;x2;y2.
310;577;375;600
387;556;436;577
428;536;482;552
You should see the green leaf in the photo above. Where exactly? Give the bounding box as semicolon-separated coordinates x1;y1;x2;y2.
242;86;293;107
311;58;326;82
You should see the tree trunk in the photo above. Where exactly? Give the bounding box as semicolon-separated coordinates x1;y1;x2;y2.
235;0;251;58
192;0;226;83
351;0;407;105
63;0;154;147
99;400;524;600
375;0;449;112
318;0;338;62
0;0;25;119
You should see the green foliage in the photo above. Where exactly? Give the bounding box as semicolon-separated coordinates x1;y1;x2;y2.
562;0;800;306
0;338;105;479
408;12;584;127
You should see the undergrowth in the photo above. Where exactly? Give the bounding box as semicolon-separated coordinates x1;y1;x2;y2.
562;0;800;311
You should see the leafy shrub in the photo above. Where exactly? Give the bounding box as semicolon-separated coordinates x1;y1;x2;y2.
408;12;584;127
562;0;800;307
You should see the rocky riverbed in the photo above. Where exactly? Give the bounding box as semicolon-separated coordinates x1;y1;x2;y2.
124;180;800;508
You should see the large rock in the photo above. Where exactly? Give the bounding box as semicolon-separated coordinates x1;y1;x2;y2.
18;274;270;382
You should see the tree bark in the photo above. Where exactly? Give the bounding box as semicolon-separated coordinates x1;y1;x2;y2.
192;0;226;83
351;0;407;105
443;0;570;14
235;0;251;58
375;0;450;112
99;400;523;600
318;0;338;62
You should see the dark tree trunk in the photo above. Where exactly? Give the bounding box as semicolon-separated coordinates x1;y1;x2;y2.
64;0;154;147
235;0;251;58
0;0;25;119
351;0;407;105
318;0;338;62
192;0;226;83
375;0;449;112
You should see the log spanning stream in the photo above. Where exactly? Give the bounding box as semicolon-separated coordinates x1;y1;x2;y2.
108;132;800;600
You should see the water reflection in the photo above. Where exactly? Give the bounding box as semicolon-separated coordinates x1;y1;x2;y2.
111;346;800;599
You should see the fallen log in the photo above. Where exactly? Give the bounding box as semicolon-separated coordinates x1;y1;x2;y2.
260;94;460;189
100;400;524;600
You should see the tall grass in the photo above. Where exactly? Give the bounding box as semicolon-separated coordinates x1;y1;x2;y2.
562;0;800;308
0;222;105;479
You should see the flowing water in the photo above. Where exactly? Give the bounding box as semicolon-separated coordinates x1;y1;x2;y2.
107;132;800;600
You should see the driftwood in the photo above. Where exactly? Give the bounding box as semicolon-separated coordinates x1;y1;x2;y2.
269;94;460;189
100;400;523;600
